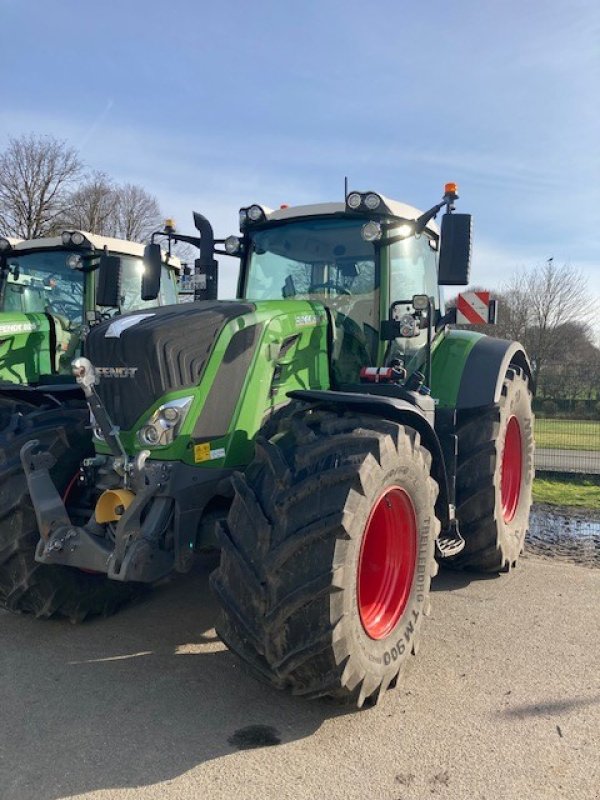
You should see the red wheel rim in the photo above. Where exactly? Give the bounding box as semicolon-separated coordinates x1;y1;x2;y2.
357;486;418;640
501;416;522;523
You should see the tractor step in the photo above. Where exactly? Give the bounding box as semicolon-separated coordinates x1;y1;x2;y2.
435;521;465;558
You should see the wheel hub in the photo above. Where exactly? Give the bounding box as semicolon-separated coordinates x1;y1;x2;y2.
357;486;418;640
501;415;522;523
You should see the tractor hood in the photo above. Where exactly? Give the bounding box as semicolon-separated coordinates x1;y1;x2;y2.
85;301;255;430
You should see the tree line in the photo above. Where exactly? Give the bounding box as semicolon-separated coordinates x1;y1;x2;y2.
0;134;162;242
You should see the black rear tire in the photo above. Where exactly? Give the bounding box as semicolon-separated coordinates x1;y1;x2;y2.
449;366;535;572
0;399;141;621
211;407;440;706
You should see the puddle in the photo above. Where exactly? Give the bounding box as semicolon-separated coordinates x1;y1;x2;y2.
526;505;600;567
228;725;282;750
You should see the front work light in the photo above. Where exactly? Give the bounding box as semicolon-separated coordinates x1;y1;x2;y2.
247;205;264;222
364;193;381;210
361;221;382;242
66;254;82;269
224;235;242;255
61;231;89;247
396;223;415;239
346;192;362;210
239;204;268;230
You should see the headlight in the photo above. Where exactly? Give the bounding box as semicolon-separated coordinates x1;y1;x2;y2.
137;396;193;448
224;235;242;255
0;237;12;252
61;231;72;245
71;231;85;245
361;221;382;242
66;254;82;269
364;193;381;210
346;192;362;210
139;425;161;446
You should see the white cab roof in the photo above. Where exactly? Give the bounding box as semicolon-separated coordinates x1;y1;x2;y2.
266;197;440;235
11;231;180;269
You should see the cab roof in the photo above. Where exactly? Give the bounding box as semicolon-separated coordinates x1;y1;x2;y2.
263;197;440;235
10;231;180;270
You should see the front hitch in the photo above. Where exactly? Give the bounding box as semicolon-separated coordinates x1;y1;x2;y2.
20;439;174;582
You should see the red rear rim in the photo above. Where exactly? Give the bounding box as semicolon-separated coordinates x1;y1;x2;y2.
357;486;418;640
501;416;522;523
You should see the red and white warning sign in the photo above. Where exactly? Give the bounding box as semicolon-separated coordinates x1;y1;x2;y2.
456;291;491;325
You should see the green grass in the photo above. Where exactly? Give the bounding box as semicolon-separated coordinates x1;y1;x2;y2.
533;476;600;509
535;418;600;451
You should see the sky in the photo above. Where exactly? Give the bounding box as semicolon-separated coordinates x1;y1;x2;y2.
1;0;599;305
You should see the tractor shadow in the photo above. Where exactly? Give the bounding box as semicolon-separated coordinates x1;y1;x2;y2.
431;563;501;592
0;561;352;800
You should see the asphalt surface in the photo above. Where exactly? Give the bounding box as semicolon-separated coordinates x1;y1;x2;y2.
1;556;599;800
536;448;600;474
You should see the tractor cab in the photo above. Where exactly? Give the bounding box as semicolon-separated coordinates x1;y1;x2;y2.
233;196;449;385
225;184;470;388
0;231;179;385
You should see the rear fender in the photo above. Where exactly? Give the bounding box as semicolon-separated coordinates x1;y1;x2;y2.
456;338;533;408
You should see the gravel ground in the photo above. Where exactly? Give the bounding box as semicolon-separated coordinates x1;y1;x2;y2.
1;555;599;800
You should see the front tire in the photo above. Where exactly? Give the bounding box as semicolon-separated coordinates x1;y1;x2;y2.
0;401;140;621
211;408;440;706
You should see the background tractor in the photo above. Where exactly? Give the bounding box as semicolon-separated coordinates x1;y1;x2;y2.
0;230;180;618
16;186;534;705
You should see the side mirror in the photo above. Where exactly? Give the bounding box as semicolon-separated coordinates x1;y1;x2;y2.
142;243;162;301
96;253;122;307
438;213;472;285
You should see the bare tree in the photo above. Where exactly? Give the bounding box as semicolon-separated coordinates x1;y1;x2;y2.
113;183;162;242
0;134;83;238
517;260;593;385
61;171;118;236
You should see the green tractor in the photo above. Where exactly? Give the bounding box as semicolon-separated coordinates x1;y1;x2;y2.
16;187;534;705
0;230;180;618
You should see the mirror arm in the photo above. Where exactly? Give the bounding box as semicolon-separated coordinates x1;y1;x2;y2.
413;188;458;235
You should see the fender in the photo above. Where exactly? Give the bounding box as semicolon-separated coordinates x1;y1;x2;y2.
431;329;533;409
457;337;533;408
288;388;452;531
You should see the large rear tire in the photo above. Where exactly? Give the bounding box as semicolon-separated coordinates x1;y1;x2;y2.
449;366;534;572
0;400;140;621
211;408;440;706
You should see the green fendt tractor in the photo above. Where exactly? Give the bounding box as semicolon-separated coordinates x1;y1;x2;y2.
17;187;534;705
0;230;179;618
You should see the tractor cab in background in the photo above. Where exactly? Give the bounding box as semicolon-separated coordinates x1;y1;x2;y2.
0;231;179;387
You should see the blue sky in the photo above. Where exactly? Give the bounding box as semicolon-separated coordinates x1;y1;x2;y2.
1;0;598;302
